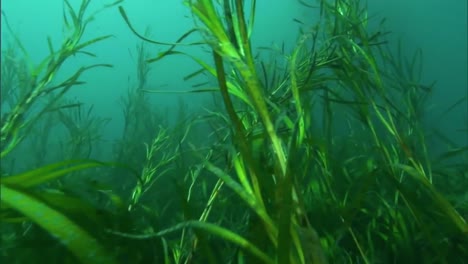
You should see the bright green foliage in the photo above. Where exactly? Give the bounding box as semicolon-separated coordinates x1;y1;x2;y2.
1;0;123;263
2;178;117;264
1;0;466;263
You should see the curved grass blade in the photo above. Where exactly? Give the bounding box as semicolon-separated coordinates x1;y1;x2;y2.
119;6;203;49
109;220;274;264
183;68;206;81
187;221;274;264
396;163;468;234
1;189;107;223
1;184;117;264
1;159;138;189
1;160;106;188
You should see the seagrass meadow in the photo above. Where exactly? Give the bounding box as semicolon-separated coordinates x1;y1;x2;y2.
0;0;467;263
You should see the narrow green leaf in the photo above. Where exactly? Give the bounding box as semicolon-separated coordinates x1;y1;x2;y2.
2;159;106;188
183;68;206;81
1;184;116;264
188;221;274;264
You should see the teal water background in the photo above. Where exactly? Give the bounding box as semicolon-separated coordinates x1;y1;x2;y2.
1;0;466;148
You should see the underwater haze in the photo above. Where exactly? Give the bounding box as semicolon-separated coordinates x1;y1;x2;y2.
1;0;308;142
2;0;465;142
1;1;466;145
1;0;467;263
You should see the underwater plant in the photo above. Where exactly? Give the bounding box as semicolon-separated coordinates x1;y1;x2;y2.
115;0;467;263
1;1;125;263
1;0;466;263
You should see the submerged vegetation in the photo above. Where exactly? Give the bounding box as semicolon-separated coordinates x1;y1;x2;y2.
1;0;466;263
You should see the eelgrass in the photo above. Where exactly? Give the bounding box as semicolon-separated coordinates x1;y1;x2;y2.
116;0;466;263
0;0;117;158
1;1;124;263
1;0;466;263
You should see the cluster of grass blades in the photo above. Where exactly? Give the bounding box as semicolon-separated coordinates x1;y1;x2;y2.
115;0;467;263
1;0;127;263
1;0;466;263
